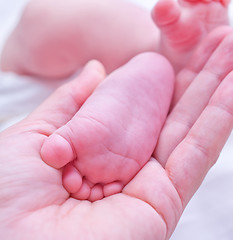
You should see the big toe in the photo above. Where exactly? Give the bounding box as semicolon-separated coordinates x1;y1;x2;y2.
41;132;74;169
152;0;181;27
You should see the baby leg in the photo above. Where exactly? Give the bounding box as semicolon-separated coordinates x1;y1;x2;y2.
152;0;229;72
0;0;158;79
41;52;174;201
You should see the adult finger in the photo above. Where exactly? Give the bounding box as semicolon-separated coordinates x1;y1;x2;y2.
165;70;233;207
173;26;233;106
26;60;105;133
154;31;233;166
123;158;183;240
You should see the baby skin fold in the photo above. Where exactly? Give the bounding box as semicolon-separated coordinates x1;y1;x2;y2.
41;52;174;201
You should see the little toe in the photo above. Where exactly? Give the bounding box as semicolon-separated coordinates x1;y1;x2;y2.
41;133;74;169
103;181;124;198
71;179;91;200
62;163;82;194
152;0;181;27
88;184;104;202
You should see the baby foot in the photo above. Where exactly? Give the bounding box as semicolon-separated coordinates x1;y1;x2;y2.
41;52;174;201
152;0;229;72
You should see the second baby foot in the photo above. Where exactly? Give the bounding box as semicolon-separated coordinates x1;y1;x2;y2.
41;52;174;201
152;0;229;72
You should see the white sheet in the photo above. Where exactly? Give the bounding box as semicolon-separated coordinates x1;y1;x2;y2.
0;0;233;239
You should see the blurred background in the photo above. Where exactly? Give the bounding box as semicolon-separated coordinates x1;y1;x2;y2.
0;0;233;239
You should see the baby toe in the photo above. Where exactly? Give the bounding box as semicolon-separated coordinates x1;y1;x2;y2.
71;179;91;200
41;133;74;169
88;184;104;202
103;181;124;197
152;0;181;27
62;163;82;194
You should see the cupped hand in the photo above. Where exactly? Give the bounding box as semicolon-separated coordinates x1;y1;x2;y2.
1;28;233;239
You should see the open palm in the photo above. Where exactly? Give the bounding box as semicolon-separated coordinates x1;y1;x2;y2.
1;28;233;240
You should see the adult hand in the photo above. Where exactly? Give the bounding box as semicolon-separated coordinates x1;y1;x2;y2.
155;26;233;167
1;29;233;239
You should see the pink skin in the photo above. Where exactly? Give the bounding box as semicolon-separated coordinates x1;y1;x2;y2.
41;52;175;201
154;26;233;167
0;0;229;79
152;0;229;72
1;32;233;238
0;0;159;78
